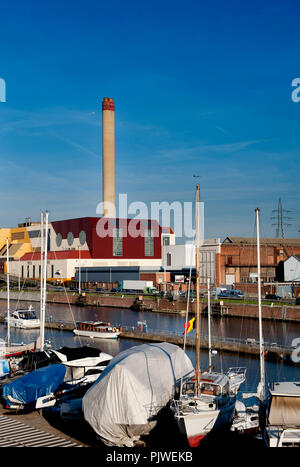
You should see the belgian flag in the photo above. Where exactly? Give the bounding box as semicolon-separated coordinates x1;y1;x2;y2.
183;317;195;334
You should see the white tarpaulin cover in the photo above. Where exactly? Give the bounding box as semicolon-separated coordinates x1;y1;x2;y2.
268;395;300;426
82;342;194;446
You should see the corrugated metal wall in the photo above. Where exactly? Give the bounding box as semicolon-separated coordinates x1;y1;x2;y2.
74;266;140;282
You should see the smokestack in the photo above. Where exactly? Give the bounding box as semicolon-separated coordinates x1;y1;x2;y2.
102;97;116;218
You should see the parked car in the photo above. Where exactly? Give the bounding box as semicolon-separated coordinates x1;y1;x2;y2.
265;294;281;301
295;297;300;306
186;291;204;298
218;289;245;299
96;288;105;292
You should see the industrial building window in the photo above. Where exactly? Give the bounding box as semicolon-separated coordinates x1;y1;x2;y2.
167;253;172;266
28;230;41;238
113;228;123;256
51;265;54;278
21;266;24;278
33;265;35;279
144;229;154;256
163;236;170;246
27;265;30;278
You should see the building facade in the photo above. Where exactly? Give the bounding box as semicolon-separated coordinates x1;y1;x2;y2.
6;217;164;282
219;237;300;286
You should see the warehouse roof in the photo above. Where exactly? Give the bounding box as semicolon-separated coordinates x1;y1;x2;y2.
223;237;300;246
20;250;92;261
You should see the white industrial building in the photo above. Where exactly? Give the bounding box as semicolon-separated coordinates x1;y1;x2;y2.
162;239;221;283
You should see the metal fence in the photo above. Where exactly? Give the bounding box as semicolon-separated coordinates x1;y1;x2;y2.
120;325;293;352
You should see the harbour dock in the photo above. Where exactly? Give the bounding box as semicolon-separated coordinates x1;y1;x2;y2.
0;314;292;362
1;290;300;322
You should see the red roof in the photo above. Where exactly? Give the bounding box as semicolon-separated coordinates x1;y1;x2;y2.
20;250;92;261
162;227;174;234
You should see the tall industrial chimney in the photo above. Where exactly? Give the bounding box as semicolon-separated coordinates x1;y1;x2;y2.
102;97;116;218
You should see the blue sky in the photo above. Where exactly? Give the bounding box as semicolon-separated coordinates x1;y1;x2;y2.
1;0;300;241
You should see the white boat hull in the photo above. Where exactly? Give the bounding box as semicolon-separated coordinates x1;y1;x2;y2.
0;342;36;358
175;400;235;447
5;318;40;329
73;329;120;339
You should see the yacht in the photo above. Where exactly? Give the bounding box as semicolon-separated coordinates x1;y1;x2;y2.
73;321;121;339
172;370;244;446
5;305;40;329
170;185;246;447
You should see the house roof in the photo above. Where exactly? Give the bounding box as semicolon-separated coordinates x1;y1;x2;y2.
162;227;174;234
20;250;92;261
284;255;300;263
223;237;300;246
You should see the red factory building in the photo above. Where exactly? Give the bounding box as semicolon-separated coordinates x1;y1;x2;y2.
13;216;166;284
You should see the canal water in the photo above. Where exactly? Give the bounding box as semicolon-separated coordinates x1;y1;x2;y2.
1;299;300;394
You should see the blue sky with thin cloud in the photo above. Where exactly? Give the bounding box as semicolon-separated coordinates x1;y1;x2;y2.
1;0;300;240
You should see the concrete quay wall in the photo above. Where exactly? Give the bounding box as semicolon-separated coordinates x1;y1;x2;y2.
1;290;300;322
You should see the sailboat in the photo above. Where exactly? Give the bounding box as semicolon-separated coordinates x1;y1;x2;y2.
170;184;246;447
1;211;115;410
249;211;300;447
233;208;270;438
0;238;37;366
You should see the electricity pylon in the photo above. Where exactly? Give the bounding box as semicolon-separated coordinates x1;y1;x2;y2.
271;198;292;238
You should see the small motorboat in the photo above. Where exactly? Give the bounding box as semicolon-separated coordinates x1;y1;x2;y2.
73;321;121;339
1;348;113;412
230;400;260;435
5;305;40;329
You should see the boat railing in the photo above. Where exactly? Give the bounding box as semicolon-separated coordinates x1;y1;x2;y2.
119;326;293;351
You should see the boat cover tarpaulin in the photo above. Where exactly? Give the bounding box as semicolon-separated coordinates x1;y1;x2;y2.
18;346;103;372
56;346;102;360
268;396;300;426
82;342;194;446
1;364;66;408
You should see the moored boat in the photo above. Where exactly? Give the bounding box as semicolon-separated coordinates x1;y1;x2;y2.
170;184;246;447
5;305;40;329
82;341;194;447
264;381;300;447
73;321;121;339
172;371;238;446
0;347;113;411
230;399;260;435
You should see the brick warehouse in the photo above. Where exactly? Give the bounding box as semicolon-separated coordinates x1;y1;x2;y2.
218;237;300;286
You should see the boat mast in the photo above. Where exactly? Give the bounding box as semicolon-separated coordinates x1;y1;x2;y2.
195;184;201;396
256;208;265;402
6;238;10;346
39;211;44;349
40;211;49;351
207;277;212;370
79;244;81;294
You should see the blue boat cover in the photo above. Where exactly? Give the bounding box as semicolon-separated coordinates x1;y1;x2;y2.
2;364;66;408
